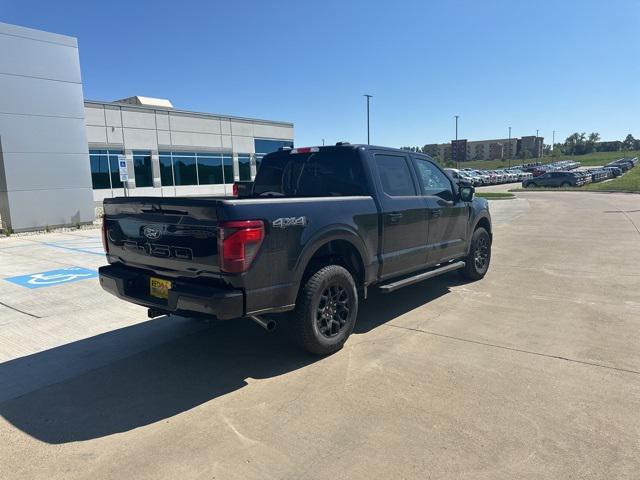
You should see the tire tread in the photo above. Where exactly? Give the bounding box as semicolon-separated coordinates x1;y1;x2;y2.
290;265;357;355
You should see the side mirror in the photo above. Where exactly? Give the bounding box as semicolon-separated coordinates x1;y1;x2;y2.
459;182;474;202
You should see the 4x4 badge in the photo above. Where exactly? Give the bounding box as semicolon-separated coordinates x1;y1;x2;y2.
272;217;307;229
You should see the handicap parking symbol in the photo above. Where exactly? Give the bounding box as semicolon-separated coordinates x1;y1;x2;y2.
5;267;98;289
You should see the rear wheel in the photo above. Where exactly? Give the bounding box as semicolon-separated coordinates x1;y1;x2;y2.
289;265;358;355
460;227;491;280
526;182;537;188
561;181;571;188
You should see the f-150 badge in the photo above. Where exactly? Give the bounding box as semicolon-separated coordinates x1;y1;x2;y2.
272;217;307;228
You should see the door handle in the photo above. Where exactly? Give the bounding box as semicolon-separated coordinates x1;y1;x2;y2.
388;212;403;223
430;208;443;218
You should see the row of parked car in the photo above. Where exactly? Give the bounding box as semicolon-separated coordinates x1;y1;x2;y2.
521;157;638;188
445;167;533;186
529;160;581;177
446;157;637;189
606;156;638;172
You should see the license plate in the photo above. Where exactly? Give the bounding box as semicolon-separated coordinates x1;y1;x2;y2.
150;277;171;300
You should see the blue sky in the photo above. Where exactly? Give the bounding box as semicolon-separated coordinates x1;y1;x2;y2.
3;0;639;146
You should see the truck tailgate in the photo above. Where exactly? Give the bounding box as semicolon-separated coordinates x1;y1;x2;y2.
103;197;224;277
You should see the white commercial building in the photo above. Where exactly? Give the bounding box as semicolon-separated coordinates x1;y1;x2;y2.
0;21;294;231
85;97;293;202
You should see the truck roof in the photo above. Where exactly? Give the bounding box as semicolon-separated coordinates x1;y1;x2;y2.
284;143;436;160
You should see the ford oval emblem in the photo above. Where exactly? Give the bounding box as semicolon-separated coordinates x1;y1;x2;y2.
143;225;162;240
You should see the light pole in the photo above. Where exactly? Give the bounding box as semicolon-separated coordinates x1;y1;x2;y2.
454;115;460;169
552;130;555;151
364;94;373;145
536;129;541;162
508;126;512;168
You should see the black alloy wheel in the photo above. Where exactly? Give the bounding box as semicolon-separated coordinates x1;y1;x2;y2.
316;284;351;338
474;236;490;272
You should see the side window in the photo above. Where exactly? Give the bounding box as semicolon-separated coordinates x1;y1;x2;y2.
374;154;416;196
296;153;367;196
413;158;452;199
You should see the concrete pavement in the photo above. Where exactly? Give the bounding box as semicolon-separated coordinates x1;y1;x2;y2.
0;191;639;479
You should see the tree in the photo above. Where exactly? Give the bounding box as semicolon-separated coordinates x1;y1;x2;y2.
623;134;636;151
584;132;601;154
564;132;587;155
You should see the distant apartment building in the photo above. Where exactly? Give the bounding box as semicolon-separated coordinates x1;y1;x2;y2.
451;139;467;164
422;136;539;162
488;142;504;160
519;136;544;158
465;138;518;161
423;143;451;161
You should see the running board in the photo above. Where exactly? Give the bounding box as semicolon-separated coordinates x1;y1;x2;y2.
378;261;466;293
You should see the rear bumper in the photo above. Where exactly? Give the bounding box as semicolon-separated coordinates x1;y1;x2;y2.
98;264;244;320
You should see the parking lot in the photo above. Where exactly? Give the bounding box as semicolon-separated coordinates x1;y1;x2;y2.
1;191;639;479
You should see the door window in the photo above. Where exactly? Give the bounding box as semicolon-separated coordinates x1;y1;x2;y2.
413;158;453;199
374;155;416;196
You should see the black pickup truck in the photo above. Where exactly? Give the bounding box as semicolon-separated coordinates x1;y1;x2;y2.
99;144;492;355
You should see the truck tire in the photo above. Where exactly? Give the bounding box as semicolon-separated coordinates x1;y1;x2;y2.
459;227;491;281
561;181;571;188
289;265;358;355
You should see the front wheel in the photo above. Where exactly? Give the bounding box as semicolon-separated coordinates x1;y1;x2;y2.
460;227;491;280
561;182;571;188
289;265;358;355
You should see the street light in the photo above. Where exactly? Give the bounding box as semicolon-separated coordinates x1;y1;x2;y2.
454;115;460;169
364;94;373;145
508;126;512;168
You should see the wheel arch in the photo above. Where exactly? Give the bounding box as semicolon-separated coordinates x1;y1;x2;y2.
474;215;492;238
294;227;369;295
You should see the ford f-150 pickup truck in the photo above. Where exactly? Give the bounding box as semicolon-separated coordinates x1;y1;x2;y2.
99;144;492;355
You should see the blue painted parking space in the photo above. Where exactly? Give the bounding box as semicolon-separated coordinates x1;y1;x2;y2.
43;242;104;256
5;267;98;289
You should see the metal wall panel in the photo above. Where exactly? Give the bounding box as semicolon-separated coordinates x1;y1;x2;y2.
0;22;93;231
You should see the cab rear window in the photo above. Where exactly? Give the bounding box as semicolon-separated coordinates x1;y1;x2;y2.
253;149;368;197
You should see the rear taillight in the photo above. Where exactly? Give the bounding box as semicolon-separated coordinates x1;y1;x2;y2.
218;220;264;273
101;216;109;254
232;182;239;197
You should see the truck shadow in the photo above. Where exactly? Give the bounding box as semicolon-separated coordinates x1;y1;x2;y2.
0;274;458;444
355;273;458;334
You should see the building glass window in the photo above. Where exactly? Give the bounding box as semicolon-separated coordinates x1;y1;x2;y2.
159;153;174;186
89;149;124;190
156;151;236;187
108;151;123;187
254;138;293;173
133;150;153;188
197;154;224;185
172;152;198;186
223;154;233;183
89;153;110;190
238;154;251;181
